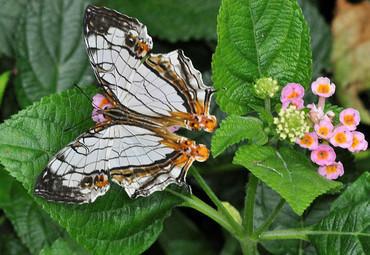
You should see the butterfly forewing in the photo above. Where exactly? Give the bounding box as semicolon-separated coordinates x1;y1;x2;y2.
84;6;215;130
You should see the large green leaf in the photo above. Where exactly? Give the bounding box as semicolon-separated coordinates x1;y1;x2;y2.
0;0;28;57
39;238;88;255
211;115;267;157
233;145;341;215
0;87;180;255
255;183;334;255
0;169;64;254
310;172;370;255
212;0;312;114
101;0;220;42
331;172;370;211
15;0;94;107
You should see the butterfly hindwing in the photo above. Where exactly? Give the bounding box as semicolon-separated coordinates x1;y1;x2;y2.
35;123;193;203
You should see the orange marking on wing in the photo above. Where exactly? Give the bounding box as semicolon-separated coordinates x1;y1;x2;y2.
94;174;109;188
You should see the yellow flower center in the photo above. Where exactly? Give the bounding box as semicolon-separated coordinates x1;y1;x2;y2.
288;91;299;99
326;165;338;174
318;126;329;136
300;134;314;146
351;135;359;149
344;114;355;126
317;84;330;94
317;151;329;160
334;132;347;144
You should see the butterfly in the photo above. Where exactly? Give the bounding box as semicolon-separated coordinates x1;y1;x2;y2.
34;5;217;203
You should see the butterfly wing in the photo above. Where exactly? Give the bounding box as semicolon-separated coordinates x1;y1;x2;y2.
84;5;153;104
84;6;214;128
35;123;193;203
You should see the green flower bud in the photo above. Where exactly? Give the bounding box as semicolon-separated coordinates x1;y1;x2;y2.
273;105;310;143
254;77;279;99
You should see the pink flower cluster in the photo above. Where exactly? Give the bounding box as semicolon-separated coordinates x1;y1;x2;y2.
281;77;368;180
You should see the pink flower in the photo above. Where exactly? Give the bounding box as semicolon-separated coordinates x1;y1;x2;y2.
282;98;304;110
349;131;368;152
311;144;336;166
307;103;325;124
339;108;360;131
92;94;112;123
311;77;336;98
281;83;304;103
330;126;353;149
318;162;344;180
280;83;305;110
296;132;318;150
314;119;334;139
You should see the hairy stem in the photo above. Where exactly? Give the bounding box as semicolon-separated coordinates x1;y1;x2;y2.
191;168;244;236
166;189;239;238
243;173;258;233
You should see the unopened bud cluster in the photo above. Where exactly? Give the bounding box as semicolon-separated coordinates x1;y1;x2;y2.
273;105;310;142
253;77;279;99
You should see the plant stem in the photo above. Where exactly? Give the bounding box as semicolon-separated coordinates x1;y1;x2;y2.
166;189;238;237
243;173;258;233
259;228;310;240
191;167;244;236
254;198;285;236
265;98;271;113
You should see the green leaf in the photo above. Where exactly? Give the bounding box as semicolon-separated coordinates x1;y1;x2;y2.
15;0;93;107
0;0;28;56
212;0;312;114
311;202;370;255
233;145;341;215
255;183;333;255
298;0;331;77
0;169;64;254
101;0;220;42
211;116;267;157
0;71;11;105
158;210;216;255
0;87;180;255
39;238;88;255
310;173;370;255
331;172;370;211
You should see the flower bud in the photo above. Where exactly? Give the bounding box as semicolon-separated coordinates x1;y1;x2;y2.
253;77;279;99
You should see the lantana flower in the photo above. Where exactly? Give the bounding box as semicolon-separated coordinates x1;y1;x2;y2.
349;131;368;152
92;94;112;123
275;76;367;180
297;132;318;150
311;144;336;166
281;83;305;109
330;126;353;149
339;108;360;131
318;162;344;180
311;77;336;98
314;119;334;139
